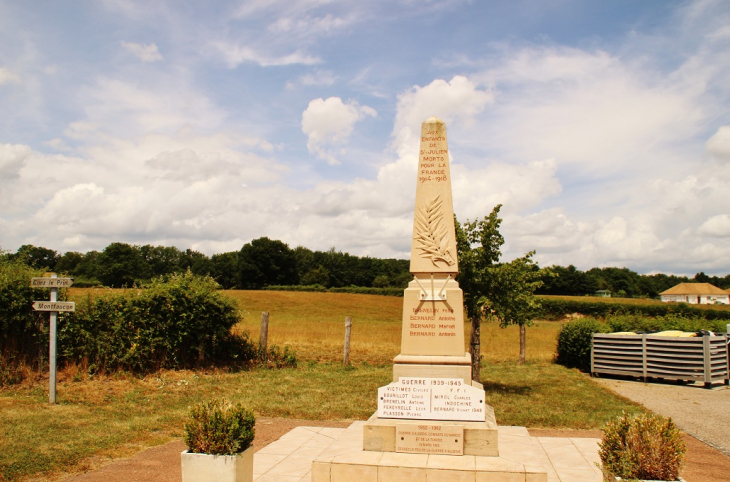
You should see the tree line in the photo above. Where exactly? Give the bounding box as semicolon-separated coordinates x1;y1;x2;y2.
3;240;728;296
1;239;410;290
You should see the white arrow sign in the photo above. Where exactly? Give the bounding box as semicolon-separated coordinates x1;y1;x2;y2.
32;301;75;312
30;277;74;288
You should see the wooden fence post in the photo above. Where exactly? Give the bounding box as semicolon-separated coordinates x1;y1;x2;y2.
343;316;352;366
259;312;269;358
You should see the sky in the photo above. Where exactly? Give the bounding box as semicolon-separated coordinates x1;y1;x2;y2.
1;0;730;276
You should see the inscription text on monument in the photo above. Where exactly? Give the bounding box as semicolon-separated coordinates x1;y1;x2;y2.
395;423;464;456
377;377;485;422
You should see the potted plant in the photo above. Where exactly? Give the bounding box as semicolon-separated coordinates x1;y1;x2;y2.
181;398;256;482
598;412;686;482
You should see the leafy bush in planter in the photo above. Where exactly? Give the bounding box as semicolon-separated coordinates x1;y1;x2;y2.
599;412;685;481
555;317;608;371
184;399;256;455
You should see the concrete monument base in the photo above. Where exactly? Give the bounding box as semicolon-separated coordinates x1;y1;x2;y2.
362;410;499;456
312;423;549;482
393;353;474;384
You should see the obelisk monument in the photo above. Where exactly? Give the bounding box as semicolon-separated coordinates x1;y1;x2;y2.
311;118;550;481
394;115;471;381
361;116;498;457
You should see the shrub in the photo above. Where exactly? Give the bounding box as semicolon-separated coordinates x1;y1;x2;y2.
58;271;257;372
539;296;730;321
599;412;685;481
184;399;255;455
555;317;608;371
262;344;298;368
0;260;70;384
605;314;727;334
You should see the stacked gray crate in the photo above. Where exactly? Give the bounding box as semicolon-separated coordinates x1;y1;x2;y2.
591;333;729;386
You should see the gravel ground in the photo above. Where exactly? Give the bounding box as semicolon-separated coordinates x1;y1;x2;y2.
594;377;730;455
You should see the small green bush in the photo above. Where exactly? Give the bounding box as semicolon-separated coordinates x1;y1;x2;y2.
262;344;298;368
555;317;608;371
599;412;685;481
184;399;255;455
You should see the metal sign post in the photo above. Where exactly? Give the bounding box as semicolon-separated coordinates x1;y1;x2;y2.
49;274;57;404
31;274;74;404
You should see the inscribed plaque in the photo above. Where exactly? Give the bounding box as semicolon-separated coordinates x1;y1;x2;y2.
395;423;464;455
377;377;485;422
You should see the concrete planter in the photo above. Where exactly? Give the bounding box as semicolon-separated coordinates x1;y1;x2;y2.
181;446;254;482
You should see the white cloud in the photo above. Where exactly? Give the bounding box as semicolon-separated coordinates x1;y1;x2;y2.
43;138;72;151
301;97;377;165
267;13;355;36
699;214;730;237
0;67;21;85
0;144;31;180
707;126;730;161
213;42;321;68
392;76;494;155
285;70;337;89
475;47;705;177
121;41;163;62
77;77;226;137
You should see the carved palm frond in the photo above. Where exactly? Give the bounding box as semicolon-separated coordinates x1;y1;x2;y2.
414;194;456;267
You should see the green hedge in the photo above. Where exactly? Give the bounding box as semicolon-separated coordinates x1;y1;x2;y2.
539;296;730;321
555;318;609;371
555;315;729;372
1;267;257;383
59;272;256;372
265;285;404;297
0;261;69;363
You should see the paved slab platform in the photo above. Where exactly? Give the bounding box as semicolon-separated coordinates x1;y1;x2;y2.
252;422;602;482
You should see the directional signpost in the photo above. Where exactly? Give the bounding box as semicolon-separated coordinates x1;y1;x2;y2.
31;274;74;404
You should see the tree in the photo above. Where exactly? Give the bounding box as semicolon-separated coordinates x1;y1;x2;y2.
96;242;149;287
55;251;83;274
456;205;548;378
482;254;546;364
239;237;298;289
455;206;504;381
210;251;239;289
11;245;59;270
140;245;182;277
537;264;596;296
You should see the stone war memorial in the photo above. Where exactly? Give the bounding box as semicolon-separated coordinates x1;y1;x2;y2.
311;117;550;481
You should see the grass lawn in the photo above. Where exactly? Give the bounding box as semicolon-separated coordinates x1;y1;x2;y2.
1;290;644;481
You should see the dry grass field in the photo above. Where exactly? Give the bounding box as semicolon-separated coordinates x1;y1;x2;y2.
226;290;561;364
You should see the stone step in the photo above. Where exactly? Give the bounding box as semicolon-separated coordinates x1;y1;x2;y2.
312;423;552;482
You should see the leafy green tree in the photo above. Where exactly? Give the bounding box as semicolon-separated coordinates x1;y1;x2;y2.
11;245;59;270
538;264;597;296
456;205;549;377
55;251;83;274
140;245;182;277
177;249;212;277
210;251;239;289
300;265;331;286
239;237;298;289
455;206;504;380
96;242;149;287
482;254;547;364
